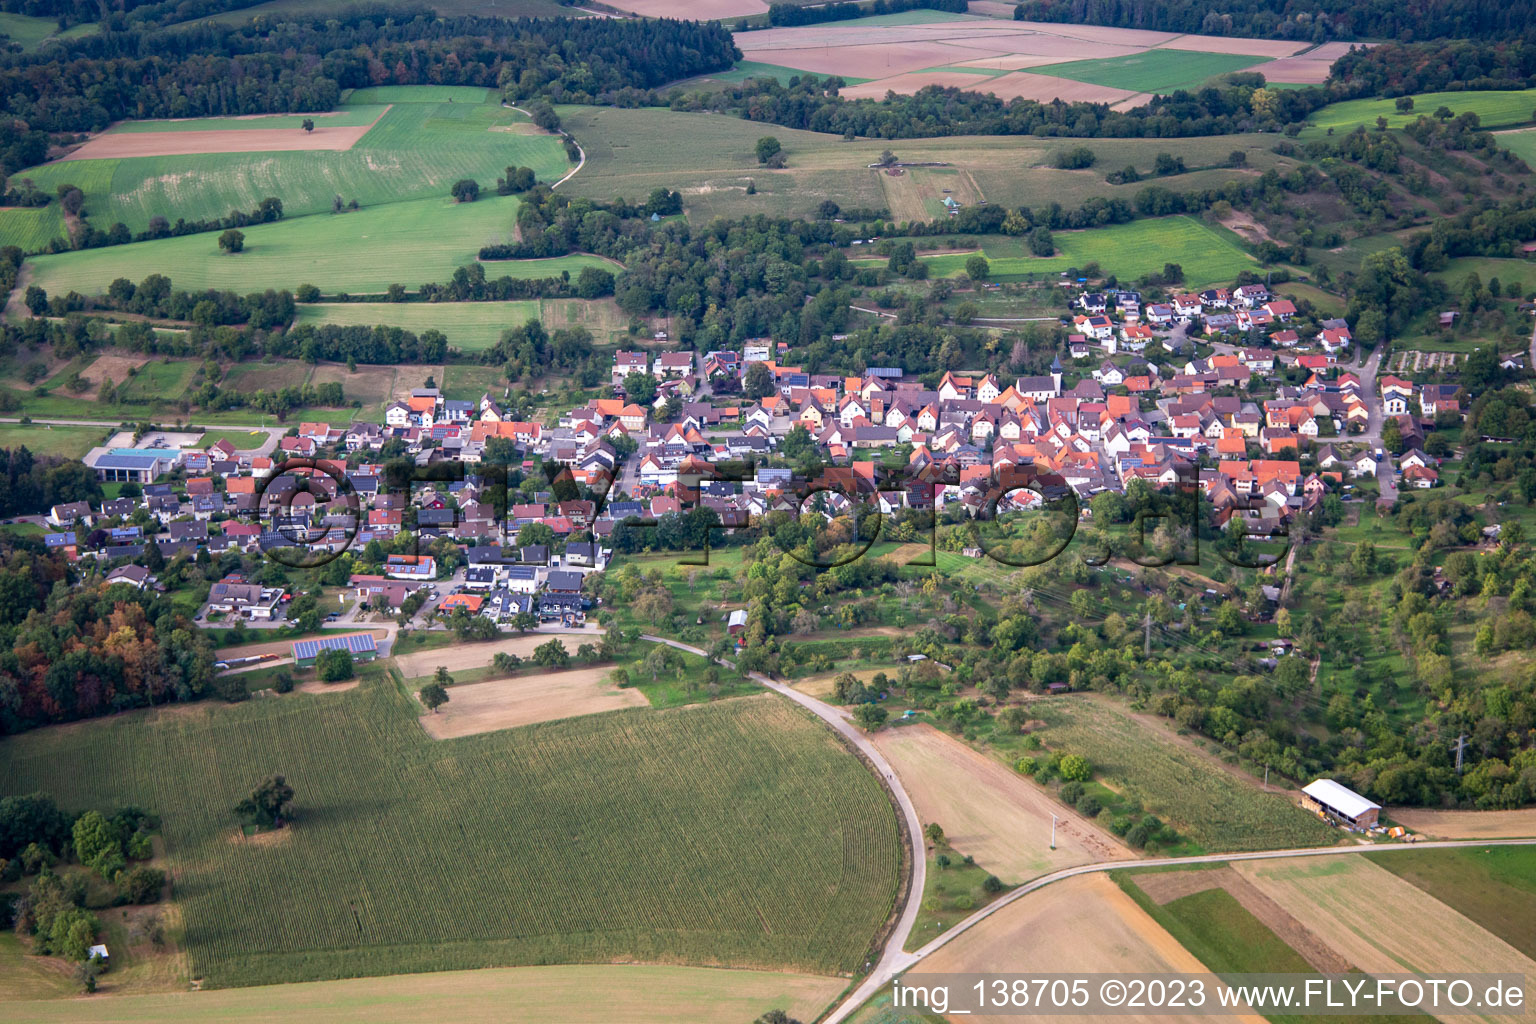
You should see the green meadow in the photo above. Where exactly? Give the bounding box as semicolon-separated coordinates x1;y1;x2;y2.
4;90;569;247
1303;88;1536;137
1034;50;1270;95
23;195;613;297
857;216;1255;289
294;301;543;351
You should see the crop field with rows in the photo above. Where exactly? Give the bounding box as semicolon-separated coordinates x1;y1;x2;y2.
0;683;901;987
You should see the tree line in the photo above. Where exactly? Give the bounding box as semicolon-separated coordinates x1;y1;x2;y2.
763;0;966;28
1011;0;1536;43
0;9;739;134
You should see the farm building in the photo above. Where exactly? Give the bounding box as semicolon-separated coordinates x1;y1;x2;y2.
1301;779;1381;828
293;633;378;669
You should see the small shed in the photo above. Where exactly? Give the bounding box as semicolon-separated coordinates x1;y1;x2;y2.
726;609;748;635
1301;778;1381;828
88;944;109;963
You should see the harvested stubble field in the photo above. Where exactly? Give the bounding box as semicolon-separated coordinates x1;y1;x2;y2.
873;723;1132;882
916;873;1253;1024
743;17;1309;101
0;684;902;987
1365;846;1536;959
62;111;387;160
418;667;650;738
1234;855;1536;1023
1023;696;1337;852
2;963;846;1023
606;0;766;14
1387;806;1536;839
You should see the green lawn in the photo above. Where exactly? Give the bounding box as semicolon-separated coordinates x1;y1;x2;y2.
294;300;542;352
1033;50;1270;95
1367;847;1536;960
1501;127;1536;168
23;195;613;297
1303;88;1536;138
858;216;1255;289
0;683;900;988
114;359;196;403
0;423;107;458
4;94;570;247
1430;256;1534;295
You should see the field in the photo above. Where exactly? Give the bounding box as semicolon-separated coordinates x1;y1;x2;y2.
1388;807;1536;839
2;89;569;249
103;106;391;133
3;963;845;1023
1016;696;1337;853
1303;88;1536;137
911;873;1233;1024
558;105;1291;226
1501;127;1536;168
295;301;540;352
1234;854;1536;1022
736;16;1310;105
22;195;612;297
1366;847;1536;959
0;423;107;458
0;684;901;986
418;667;651;738
1031;50;1270;95
858;216;1256;289
0;11;96;50
606;0;766;15
879;166;984;223
1124;866;1351;974
872;723;1131;882
61;115;384;160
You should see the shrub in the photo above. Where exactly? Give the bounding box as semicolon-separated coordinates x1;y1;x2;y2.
1014;756;1037;775
1058;753;1092;782
953;893;974;910
1059;781;1086;804
982;874;1003;893
1075;794;1103;818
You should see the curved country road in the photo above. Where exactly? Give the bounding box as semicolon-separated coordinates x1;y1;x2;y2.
638;634;928;1002
635;635;1536;1024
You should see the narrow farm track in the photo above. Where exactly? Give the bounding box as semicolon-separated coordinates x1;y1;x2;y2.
630;633;1536;1024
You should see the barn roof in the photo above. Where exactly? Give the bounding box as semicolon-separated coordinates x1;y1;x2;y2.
1302;778;1379;818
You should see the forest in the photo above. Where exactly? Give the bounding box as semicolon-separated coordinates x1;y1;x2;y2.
0;9;739;132
1011;0;1536;44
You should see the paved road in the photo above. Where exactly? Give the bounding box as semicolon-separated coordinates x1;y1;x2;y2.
827;836;1536;1023
638;634;929;996
632;638;1536;1023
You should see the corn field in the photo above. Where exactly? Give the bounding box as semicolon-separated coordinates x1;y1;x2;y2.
0;685;901;987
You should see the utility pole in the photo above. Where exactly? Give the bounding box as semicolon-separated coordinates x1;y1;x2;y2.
1050;813;1057;850
1263;764;1270;791
1144;609;1152;657
1452;734;1469;773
